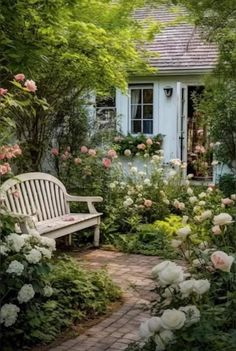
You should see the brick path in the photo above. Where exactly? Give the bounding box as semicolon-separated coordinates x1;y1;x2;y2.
49;250;160;351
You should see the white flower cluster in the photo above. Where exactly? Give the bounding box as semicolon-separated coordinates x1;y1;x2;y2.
0;231;56;327
17;284;35;303
152;261;210;298
140;305;200;350
0;304;20;327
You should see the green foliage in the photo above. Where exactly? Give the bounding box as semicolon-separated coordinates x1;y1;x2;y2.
106;224;177;258
219;174;236;197
153;215;183;237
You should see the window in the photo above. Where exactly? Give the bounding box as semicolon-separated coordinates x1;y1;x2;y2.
130;86;153;134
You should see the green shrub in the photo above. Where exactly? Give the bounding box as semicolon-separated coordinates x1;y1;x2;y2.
107;224;177;259
153;215;184;237
219;174;236;196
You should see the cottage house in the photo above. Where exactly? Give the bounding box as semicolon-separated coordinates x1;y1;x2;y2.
115;6;218;179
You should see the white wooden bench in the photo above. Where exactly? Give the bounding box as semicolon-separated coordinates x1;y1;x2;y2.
0;172;103;246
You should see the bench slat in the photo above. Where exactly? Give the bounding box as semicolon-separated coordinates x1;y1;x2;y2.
29;180;43;221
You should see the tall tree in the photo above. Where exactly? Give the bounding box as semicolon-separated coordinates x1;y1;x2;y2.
0;0;159;171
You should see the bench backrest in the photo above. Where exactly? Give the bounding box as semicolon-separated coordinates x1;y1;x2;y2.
0;172;70;222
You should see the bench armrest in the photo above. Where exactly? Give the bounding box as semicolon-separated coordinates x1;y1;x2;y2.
0;210;37;233
65;194;103;214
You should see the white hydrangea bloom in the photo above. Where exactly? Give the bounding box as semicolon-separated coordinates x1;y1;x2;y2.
17;284;35;303
43;286;53;297
6;233;25;252
6;260;24;276
0;303;20;327
40;237;56;251
0;244;9;256
144;178;151;185
37;247;52;259
25;248;42;264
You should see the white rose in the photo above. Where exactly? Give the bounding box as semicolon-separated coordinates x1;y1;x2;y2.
25;248;42;264
6;260;24;276
147;317;162;333
158;264;184;286
161;309;186;330
200;210;212;221
163;198;170;205
17;284;35;303
176;227;191;239
198;201;206;206
139;320;153;338
189;196;198;204
154;330;175;351
6;233;25;252
213;213;233;226
178;202;185;210
0;303;20;327
109;183;116;189
171;239;182;248
179;305;200;326
179;280;195;298
187;188;193;195
139;171;146;177
193;279;210;295
151;261;173;278
231;194;236;200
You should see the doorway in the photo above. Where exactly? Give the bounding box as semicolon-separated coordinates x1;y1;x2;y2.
186;85;213;180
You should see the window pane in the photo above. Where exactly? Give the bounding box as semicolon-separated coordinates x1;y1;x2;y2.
143;89;153;103
132;120;141;133
131;89;141;104
131;105;141;119
143;120;153;134
143;105;153;119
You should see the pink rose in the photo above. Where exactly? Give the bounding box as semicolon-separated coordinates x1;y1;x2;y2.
146;138;153;145
0;163;11;175
103;158;111;168
74;157;82;165
24;79;37;92
144;199;152;208
221;198;234;206
0;153;5;160
88;149;96;157
107;149;117;159
80;146;88;153
212;225;222;235
12;144;22;156
137;143;146;150
51;148;59;156
14;73;25;81
124;149;131;157
0;88;8;96
211;251;234;272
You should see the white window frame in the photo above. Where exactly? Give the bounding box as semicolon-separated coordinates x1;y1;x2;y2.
128;85;154;135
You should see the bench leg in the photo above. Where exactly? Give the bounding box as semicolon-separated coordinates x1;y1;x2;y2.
94;225;100;247
65;234;72;246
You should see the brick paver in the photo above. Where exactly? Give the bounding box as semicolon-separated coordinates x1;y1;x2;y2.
49;250;160;351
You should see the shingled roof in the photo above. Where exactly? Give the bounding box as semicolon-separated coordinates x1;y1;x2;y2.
134;6;218;74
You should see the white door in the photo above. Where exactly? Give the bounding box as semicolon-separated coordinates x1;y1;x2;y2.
176;82;187;162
